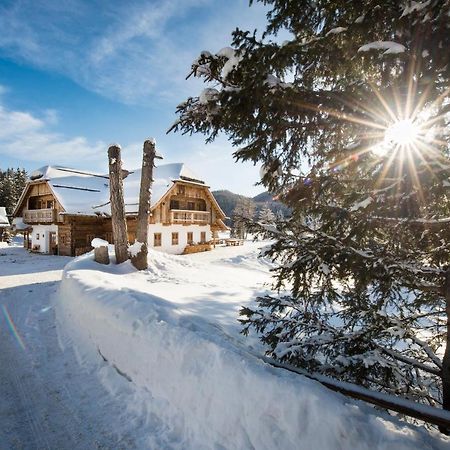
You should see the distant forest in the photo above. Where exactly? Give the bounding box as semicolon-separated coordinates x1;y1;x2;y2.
0;168;27;216
212;190;290;226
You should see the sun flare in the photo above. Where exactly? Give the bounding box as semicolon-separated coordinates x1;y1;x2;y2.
372;119;422;157
324;78;444;186
384;119;420;147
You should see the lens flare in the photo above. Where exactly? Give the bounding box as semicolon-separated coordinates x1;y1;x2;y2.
2;305;26;350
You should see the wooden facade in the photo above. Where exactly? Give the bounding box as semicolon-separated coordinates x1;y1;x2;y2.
18;182;65;224
14;177;226;257
150;181;221;226
57;216;138;257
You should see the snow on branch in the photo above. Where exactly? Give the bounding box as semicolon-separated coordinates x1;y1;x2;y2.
370;215;450;229
358;41;406;55
400;0;431;18
325;27;347;36
377;346;441;376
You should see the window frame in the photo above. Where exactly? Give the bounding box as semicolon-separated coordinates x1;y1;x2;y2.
154;232;162;247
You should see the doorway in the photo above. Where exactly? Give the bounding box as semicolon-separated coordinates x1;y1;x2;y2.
48;231;57;255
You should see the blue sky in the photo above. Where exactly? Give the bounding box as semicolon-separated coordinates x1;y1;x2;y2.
0;0;268;196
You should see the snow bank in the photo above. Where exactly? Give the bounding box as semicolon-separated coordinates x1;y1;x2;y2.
55;252;447;449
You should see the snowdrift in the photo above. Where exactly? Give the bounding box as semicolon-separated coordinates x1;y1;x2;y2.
55;252;447;450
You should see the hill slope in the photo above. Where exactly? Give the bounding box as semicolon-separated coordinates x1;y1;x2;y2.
212;190;290;224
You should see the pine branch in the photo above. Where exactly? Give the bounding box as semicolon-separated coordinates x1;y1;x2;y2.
370;216;450;229
407;335;443;369
377;346;441;376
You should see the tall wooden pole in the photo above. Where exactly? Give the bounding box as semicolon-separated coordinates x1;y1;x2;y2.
131;139;156;270
108;144;128;264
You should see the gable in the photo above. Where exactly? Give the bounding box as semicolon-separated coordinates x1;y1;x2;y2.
155;181;226;220
13;181;64;217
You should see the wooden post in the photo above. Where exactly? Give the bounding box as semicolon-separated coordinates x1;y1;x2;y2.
108;144;128;264
94;246;110;264
131;139;157;270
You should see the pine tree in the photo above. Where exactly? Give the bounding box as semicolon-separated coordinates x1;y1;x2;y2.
171;0;450;419
0;168;27;215
258;204;276;224
232;197;256;238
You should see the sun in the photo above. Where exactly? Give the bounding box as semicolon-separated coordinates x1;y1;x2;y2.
322;79;443;179
372;119;422;157
384;119;420;147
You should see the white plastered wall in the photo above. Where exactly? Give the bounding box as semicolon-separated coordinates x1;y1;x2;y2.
148;224;211;255
30;224;58;253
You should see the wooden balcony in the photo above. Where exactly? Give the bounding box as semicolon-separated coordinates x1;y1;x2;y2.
170;209;210;225
23;208;56;224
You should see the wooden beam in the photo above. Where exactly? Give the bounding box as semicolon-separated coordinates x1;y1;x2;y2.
261;356;450;432
131;139;157;270
108;144;128;264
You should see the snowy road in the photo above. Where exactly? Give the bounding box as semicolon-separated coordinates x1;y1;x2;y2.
0;245;137;449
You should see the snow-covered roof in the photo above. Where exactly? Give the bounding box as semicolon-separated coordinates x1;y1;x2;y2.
0;207;10;226
12;217;29;230
23;164;206;216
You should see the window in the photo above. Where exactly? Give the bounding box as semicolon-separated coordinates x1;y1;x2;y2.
200;232;206;244
187;202;195;210
154;233;162;247
172;232;179;245
170;200;180;210
187;232;193;245
36;233;40;240
178;185;186;195
47;200;54;209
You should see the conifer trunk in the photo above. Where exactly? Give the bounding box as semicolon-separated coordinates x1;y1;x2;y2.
108;145;128;264
440;268;450;434
131;139;156;270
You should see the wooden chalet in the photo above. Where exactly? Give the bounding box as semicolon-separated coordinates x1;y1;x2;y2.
13;164;227;256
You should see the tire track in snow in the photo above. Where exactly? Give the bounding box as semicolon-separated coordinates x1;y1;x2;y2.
0;247;136;449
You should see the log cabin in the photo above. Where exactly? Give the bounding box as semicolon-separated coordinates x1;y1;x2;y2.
12;164;228;256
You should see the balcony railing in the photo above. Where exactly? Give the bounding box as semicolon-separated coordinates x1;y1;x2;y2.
23;208;56;224
170;209;210;224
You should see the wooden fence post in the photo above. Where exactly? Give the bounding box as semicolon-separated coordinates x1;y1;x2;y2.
131;139;157;270
108;144;129;264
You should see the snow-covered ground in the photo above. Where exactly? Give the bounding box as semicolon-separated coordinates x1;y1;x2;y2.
54;242;449;449
0;245;143;448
